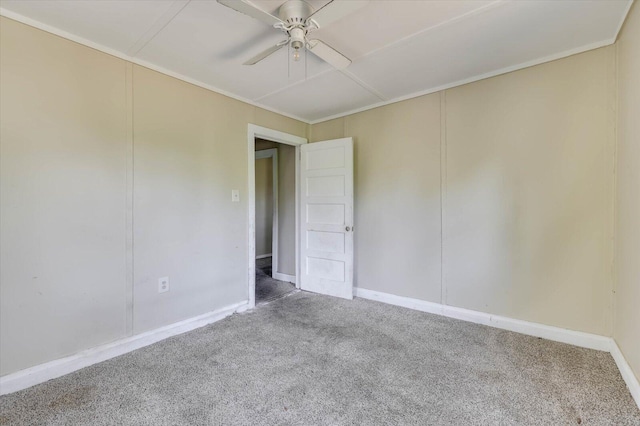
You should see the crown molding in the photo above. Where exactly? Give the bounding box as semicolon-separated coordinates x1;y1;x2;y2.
0;8;312;125
2;1;633;126
309;38;616;124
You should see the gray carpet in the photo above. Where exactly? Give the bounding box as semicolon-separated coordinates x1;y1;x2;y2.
256;257;295;304
1;291;639;425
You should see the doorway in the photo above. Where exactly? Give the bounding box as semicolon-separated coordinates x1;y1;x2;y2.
247;124;306;308
247;124;355;308
254;145;294;304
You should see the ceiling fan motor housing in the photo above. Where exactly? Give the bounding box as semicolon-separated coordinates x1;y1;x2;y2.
278;0;313;49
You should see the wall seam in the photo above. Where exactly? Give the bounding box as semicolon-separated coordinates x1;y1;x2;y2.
610;42;619;340
439;90;447;305
125;63;134;336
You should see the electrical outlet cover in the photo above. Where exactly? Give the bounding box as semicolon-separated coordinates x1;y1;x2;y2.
158;277;169;293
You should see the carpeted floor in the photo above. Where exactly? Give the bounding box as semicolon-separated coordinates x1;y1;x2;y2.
256;257;295;304
1;291;639;425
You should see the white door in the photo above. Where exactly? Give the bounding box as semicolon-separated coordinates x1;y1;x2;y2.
299;138;354;299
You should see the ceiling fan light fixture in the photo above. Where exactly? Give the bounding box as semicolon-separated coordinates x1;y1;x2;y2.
289;25;305;63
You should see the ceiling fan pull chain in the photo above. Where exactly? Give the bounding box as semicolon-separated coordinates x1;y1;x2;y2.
305;45;308;81
287;43;291;79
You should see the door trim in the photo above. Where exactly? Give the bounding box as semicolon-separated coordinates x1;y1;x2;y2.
247;124;307;309
255;148;279;278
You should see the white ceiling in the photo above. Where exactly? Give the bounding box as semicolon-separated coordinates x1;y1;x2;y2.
0;0;632;123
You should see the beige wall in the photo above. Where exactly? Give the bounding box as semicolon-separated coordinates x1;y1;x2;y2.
0;18;306;375
255;158;273;257
131;66;278;334
0;16;128;376
615;2;640;383
311;46;617;336
255;139;296;276
444;47;615;335
349;95;442;302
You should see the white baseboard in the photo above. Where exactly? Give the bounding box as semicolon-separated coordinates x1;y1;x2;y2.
273;272;296;284
256;253;272;260
355;287;640;410
0;300;248;396
355;288;611;351
3;289;638;412
610;340;640;409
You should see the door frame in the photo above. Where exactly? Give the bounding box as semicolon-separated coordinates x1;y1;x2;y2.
254;148;278;276
247;124;307;309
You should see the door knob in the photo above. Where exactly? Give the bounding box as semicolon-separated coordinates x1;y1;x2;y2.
345;226;351;232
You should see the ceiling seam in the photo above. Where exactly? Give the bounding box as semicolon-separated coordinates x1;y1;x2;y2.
126;0;191;57
252;68;335;102
338;70;387;101
347;0;509;64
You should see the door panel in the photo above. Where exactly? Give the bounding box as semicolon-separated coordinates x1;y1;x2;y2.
299;138;354;299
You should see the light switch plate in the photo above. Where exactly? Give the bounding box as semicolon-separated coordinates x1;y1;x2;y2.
231;189;240;202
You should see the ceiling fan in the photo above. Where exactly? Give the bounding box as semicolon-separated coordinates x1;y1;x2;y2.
217;0;368;69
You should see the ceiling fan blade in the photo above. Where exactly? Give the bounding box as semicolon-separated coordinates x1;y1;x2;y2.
243;42;287;65
307;39;351;70
307;0;368;28
217;0;284;26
